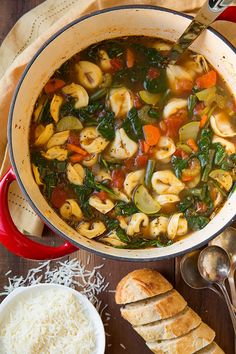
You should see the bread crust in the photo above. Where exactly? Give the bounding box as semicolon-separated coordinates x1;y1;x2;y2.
115;269;173;305
134;306;201;341
146;322;215;354
196;342;225;354
121;289;187;326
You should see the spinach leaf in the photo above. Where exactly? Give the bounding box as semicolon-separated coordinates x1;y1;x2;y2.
106;41;124;58
38;99;53;124
213;142;226;165
201;149;215;182
178;195;194;212
198;128;212;151
117;237;173;249
143;69;167;94
86;43;100;61
97;110;115;140
60;97;79;118
186;216;209;231
84;168;117;197
72;184;94;218
115;201;138;216
103;216;129;243
187;94;197;117
99;157;123;171
122;107;144;142
43;174;57;199
131;44;164;66
171;156;188;179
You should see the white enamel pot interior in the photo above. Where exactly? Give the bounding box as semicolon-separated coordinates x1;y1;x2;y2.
8;5;236;261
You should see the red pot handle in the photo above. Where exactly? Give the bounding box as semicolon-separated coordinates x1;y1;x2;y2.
217;6;236;22
0;167;78;260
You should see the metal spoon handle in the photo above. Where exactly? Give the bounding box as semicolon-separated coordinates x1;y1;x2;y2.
228;270;236;309
218;283;236;334
168;0;234;64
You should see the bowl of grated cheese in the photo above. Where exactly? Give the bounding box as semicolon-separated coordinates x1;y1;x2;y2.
0;283;105;354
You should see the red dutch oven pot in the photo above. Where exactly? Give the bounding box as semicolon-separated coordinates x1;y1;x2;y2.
0;5;236;260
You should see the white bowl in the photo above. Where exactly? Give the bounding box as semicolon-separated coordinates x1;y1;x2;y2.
0;283;105;354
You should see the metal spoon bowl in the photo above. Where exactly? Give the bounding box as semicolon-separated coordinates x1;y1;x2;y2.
198;246;236;334
180;250;223;298
210;227;236;307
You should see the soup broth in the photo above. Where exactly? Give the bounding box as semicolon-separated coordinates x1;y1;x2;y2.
29;36;236;249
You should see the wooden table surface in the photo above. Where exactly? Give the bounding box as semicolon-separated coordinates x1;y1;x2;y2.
0;1;234;353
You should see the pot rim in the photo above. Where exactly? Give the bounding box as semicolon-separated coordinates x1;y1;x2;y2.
8;4;236;262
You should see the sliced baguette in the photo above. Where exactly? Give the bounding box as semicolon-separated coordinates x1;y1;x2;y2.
115;269;173;304
134;306;201;341
195;342;225;353
121;289;187;326
146;322;215;354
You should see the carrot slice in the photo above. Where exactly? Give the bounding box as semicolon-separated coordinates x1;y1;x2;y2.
195;70;217;89
70;154;85;163
186;138;198;152
126;48;135;68
200;114;208;128
143;125;161;146
182;175;194;182
44;79;65;94
67;143;87;156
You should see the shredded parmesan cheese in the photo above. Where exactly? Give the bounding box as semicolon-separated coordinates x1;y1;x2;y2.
0;288;96;354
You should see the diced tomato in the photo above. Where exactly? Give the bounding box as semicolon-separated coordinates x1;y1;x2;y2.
111;169;125;189
173;148;189;160
147;67;160;80
135;154;148;168
165;110;187;139
195;70;217;89
110;58;123;72
196;201;208;213
50;186;68;208
133;94;143;109
139;140;150;154
68;133;80;145
94;191;108;202
124;157;135;170
175;79;193;93
126;48;135;68
44;79;65;95
194;102;205;116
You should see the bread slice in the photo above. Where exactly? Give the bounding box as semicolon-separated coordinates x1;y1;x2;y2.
121;289;187;326
146;322;215;354
195;342;225;353
134;306;201;341
115;269;173;304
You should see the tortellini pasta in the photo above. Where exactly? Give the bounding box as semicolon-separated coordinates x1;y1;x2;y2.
149;217;169;238
34;124;54;146
46;130;70;149
109;87;133;118
163;98;187;119
75;61;103;89
105;128;138;160
89;195;114;214
60;199;83;220
80;127;109;154
167;213;188;240
210;111;236;138
62;83;89;109
67;163;85;185
151;171;185;195
124;170;145;196
42;146;68;161
126;213;149;236
50;94;63;122
155;136;176;163
77;221;106;239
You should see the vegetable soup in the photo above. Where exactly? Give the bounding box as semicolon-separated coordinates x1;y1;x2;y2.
29;36;236;249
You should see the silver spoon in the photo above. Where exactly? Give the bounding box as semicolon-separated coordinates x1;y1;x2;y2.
180;250;223;298
198;245;236;334
168;0;234;64
210;227;236;309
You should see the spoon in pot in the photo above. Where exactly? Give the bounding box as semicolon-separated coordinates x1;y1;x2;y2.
198;245;236;334
210;227;236;309
180;250;223;298
168;0;234;64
